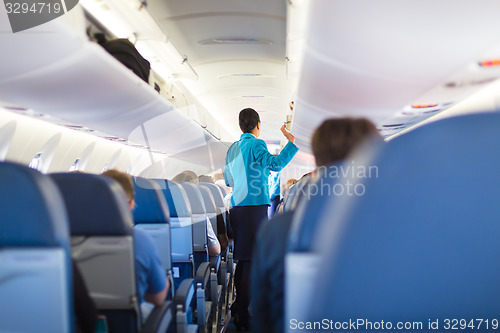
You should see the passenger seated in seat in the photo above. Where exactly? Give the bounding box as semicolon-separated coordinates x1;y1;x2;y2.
172;170;199;184
102;170;169;307
198;174;214;183
250;118;380;333
173;170;222;257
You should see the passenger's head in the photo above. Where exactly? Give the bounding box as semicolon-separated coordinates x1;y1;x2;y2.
213;172;224;182
283;178;298;192
102;169;135;210
311;118;380;167
173;170;199;184
198;175;214;184
239;108;261;136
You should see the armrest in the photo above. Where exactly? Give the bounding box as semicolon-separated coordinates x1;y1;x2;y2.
195;261;210;288
174;278;196;312
140;301;174;333
209;254;221;271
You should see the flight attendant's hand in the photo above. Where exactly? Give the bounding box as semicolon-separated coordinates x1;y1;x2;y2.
280;124;295;143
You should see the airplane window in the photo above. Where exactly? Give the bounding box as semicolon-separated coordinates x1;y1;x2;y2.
28;153;43;171
69;158;80;172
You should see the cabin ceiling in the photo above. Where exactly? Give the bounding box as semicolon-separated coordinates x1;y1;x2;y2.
3;0;500;174
147;0;291;142
293;0;500;151
145;0;500;153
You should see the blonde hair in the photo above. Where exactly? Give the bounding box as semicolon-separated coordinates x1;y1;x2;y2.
102;169;134;201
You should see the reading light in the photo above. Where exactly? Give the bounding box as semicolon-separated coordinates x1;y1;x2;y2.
217;74;276;79
199;38;273;45
411;104;438;109
478;59;500;67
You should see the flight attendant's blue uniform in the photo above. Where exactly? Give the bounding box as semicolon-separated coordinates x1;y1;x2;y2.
224;132;298;326
224;132;298;259
225;133;298;210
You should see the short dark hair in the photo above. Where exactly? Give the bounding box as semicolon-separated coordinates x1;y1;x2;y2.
239;108;260;133
311;118;379;167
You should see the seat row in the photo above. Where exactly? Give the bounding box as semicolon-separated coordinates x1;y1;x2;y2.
0;163;232;333
277;113;500;332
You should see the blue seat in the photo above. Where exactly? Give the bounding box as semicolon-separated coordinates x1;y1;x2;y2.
200;182;228;230
151;179;211;333
177;182;209;270
133;177;174;297
151;179;195;288
287;164;341;253
199;183;234;317
311;113;500;327
197;185;218;236
0;162;74;333
215;184;228;197
283;177;309;212
51;173;173;333
283;166;340;329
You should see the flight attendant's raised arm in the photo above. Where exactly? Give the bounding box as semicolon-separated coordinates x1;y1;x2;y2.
253;124;299;172
280;123;295;144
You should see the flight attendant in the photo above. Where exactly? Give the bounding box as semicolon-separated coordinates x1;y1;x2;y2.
225;108;298;330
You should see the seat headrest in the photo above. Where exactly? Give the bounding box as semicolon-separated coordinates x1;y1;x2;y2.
0;162;70;247
288;164;340;252
312;113;500;322
200;183;224;207
198;185;216;213
133;177;170;224
216;184;228;196
178;182;206;214
151;179;192;218
51;173;133;236
284;176;309;211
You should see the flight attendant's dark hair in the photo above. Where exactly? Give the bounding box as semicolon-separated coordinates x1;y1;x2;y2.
239;108;260;133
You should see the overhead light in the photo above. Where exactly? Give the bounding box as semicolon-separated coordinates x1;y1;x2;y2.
229;95;278;100
411;104;438;109
217;74;276;79
286;115;292;131
199;38;273;45
64;124;96;133
3;105;28;111
444;77;498;88
103;136;128;143
478;59;500;67
382;124;405;128
400;102;454;115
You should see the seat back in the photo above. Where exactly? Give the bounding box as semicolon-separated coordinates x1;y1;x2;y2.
287;164;341;253
198;185;218;235
133;177;172;271
151;179;193;264
177;182;208;255
0;162;73;333
283;177;308;212
152;179;195;288
216;183;228;197
284;168;339;331
311;113;500;325
51;173;139;332
200;182;227;229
